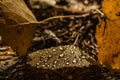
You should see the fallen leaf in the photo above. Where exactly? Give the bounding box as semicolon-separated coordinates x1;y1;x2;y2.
96;0;120;71
0;0;37;57
27;45;91;70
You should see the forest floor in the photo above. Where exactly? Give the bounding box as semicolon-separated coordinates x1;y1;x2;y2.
0;0;120;80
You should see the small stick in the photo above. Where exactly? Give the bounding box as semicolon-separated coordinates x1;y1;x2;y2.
12;13;91;27
94;8;104;17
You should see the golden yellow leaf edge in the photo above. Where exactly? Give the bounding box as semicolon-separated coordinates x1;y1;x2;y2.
96;0;120;72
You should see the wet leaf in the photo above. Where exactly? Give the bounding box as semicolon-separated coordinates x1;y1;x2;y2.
27;45;91;70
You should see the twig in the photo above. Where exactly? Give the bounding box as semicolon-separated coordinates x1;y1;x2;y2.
73;34;80;46
12;13;90;27
94;9;104;17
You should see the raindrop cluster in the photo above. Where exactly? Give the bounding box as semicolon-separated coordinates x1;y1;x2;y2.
27;45;91;70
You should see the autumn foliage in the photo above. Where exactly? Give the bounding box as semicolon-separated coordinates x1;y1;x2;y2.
96;0;120;71
0;0;37;57
0;0;120;72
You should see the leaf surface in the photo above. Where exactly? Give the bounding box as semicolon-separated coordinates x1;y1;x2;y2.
0;0;37;57
96;0;120;71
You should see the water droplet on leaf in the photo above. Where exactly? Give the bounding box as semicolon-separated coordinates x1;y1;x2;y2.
72;59;77;63
66;62;69;65
44;59;48;62
59;54;64;58
54;60;57;64
36;62;39;65
52;48;56;52
81;56;86;59
70;50;74;54
59;46;64;51
36;66;39;68
48;54;52;58
42;65;45;67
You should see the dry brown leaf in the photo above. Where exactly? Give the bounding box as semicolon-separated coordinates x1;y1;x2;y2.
0;0;37;57
96;0;120;71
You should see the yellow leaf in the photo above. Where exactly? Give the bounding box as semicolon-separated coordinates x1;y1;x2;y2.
0;0;37;57
96;0;120;71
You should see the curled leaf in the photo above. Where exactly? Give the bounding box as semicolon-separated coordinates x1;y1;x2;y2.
0;0;37;57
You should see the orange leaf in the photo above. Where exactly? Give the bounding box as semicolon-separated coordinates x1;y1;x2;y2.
96;0;120;71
